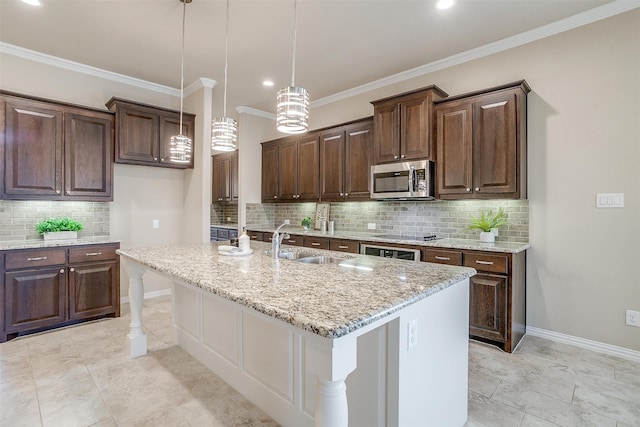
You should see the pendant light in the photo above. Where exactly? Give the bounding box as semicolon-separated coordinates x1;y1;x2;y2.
211;0;238;152
170;0;193;164
276;0;309;134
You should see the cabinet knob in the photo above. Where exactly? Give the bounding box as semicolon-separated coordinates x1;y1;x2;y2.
340;193;344;196
161;158;165;162
394;155;398;160
59;269;64;274
475;187;480;191
56;190;61;194
273;195;278;199
401;155;405;159
70;267;75;272
154;157;158;161
345;193;348;197
466;188;471;192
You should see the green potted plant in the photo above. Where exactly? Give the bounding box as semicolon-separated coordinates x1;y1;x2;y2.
301;216;313;231
36;217;83;240
466;208;508;243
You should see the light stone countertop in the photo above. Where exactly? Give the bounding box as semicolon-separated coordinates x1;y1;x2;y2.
247;226;530;254
117;241;476;339
210;224;238;230
0;237;120;251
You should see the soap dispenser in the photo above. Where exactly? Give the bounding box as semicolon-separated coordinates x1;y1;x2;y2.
239;227;250;252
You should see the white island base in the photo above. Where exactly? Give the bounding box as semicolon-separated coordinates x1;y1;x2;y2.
125;259;469;427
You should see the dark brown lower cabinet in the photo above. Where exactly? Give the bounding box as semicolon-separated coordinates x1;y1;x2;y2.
1;243;120;342
468;273;507;342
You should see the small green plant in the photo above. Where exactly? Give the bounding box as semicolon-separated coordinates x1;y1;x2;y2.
36;218;84;235
301;216;313;228
466;208;509;233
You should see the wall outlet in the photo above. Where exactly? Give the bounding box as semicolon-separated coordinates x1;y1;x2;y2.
226;217;231;222
152;220;159;229
596;193;624;208
368;223;376;230
626;310;640;327
407;319;418;351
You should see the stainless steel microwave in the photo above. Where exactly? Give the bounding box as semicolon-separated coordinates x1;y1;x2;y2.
370;160;435;200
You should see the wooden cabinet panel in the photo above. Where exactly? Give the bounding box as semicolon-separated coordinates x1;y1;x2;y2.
278;140;298;200
296;134;319;201
3;97;64;198
282;234;303;246
303;236;330;250
4;266;66;333
261;143;279;202
371;86;447;165
231;153;239;201
159;113;195;168
69;260;118;320
464;252;508;274
435;81;529;200
64;112;113;200
5;248;66;270
329;239;359;253
469;273;507;342
247;230;264;241
68;244;118;264
344;121;373;200
423;248;463;266
212;151;238;204
320;129;345;200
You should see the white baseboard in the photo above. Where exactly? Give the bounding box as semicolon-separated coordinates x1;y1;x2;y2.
120;288;172;305
526;326;640;363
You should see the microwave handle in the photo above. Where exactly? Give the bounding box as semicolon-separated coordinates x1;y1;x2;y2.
408;166;416;196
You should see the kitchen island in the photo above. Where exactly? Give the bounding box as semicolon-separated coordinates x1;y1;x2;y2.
117;241;476;427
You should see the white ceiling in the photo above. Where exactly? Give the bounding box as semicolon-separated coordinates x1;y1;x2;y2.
0;0;628;115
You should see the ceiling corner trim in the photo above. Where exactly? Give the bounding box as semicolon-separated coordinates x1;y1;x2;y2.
0;42;179;96
311;0;640;109
184;78;217;97
236;106;276;121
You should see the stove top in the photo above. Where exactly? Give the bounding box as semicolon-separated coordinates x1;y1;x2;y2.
374;234;442;242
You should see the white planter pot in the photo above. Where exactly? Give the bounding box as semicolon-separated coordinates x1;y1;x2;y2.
43;231;78;241
479;231;495;243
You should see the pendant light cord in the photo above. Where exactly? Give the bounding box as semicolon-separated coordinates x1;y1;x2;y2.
291;0;297;87
179;0;187;133
223;0;229;117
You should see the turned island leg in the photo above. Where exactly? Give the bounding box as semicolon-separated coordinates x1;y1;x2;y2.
124;259;147;358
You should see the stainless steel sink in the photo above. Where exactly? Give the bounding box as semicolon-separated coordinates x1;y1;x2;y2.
278;251;315;260
295;256;343;264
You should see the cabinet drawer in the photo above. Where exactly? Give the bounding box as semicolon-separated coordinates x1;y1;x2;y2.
329;239;359;253
464;252;508;274
247;231;264;241
303;236;330;250
229;230;239;239
282;234;303;246
424;249;463;266
5;249;66;270
217;229;230;239
69;245;118;264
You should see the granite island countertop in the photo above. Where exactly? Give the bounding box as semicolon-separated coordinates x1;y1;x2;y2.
0;236;120;251
117;241;476;339
247;226;529;254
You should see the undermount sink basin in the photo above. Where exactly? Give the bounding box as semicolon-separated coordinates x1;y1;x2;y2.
278;251;315;260
294;256;343;264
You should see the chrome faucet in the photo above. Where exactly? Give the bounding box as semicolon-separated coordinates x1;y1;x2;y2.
272;219;291;258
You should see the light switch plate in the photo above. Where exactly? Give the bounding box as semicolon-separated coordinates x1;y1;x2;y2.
596;193;624;208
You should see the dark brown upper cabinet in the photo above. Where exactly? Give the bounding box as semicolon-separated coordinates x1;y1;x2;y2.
1;92;114;201
371;86;448;164
106;97;195;169
320;118;373;201
435;81;530;200
212;151;238;204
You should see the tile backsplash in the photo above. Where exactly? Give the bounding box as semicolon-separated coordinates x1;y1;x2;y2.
246;200;529;243
210;204;238;225
0;201;110;242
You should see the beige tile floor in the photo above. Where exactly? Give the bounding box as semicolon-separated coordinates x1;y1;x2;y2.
1;295;639;427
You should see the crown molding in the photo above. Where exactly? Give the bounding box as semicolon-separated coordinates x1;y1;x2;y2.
236;106;276;120
311;0;640;108
184;78;217;97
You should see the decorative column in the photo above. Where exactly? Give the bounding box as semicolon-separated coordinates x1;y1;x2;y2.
123;259;147;358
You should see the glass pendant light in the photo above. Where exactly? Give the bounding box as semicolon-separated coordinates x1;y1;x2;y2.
211;0;238;152
276;0;309;134
170;0;193;164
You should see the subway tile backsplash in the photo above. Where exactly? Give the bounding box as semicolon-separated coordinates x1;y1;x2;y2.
0;200;110;242
210;204;239;225
246;200;529;243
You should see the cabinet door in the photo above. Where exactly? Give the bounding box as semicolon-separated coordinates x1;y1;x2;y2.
472;91;518;196
64;112;113;200
296;134;320;201
212;156;222;202
115;105;159;164
278;140;298;200
344;120;373;200
436;101;473;197
373;100;400;164
261;143;279;202
211;155;232;203
3;97;63;198
68;261;118;320
320;128;345;201
469;273;507;342
231;152;239;202
401;94;432;161
4;267;66;333
158;113;195;168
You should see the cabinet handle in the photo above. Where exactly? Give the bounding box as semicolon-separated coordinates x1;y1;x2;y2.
288;240;297;243
338;245;349;249
250;236;258;239
475;260;494;265
475;187;480;191
435;256;451;261
311;242;321;246
60;269;64;274
85;252;103;256
27;256;47;261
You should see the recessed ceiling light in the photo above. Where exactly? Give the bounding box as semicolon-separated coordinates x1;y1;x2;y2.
21;0;42;6
263;80;274;87
435;0;455;10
